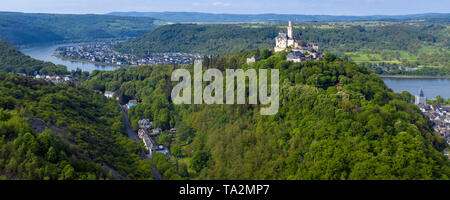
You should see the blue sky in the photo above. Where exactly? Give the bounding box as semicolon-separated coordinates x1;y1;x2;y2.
1;0;449;15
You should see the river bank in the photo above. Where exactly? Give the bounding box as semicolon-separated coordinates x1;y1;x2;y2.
20;43;119;72
381;77;450;99
380;75;450;79
54;54;130;68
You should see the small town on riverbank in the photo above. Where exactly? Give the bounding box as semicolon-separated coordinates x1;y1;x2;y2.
54;41;203;66
415;89;450;157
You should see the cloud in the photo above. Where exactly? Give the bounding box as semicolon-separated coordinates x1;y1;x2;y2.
212;1;231;7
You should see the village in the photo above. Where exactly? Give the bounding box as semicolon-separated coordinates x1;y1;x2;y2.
111;95;175;159
54;42;203;66
33;74;77;84
415;89;450;157
17;72;78;84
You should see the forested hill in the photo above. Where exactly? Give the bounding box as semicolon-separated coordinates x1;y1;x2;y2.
108;12;450;23
115;22;450;76
0;73;152;180
0;40;67;75
114;24;279;55
85;52;450;180
0;12;162;46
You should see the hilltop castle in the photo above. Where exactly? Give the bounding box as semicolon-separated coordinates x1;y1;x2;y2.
274;21;322;62
275;21;301;52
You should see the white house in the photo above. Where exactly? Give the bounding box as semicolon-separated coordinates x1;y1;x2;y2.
104;91;115;99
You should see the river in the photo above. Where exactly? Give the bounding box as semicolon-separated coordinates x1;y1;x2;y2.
381;77;450;99
20;43;119;72
20;44;450;99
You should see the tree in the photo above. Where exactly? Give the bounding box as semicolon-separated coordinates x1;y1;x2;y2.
262;49;272;59
46;147;58;163
190;151;210;173
61;164;75;180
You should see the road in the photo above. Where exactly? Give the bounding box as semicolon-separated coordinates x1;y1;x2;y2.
120;106;139;142
120;105;163;180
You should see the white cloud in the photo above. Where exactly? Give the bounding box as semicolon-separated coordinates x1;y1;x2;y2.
212;1;231;7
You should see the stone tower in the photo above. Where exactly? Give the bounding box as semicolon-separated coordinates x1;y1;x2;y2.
287;20;293;39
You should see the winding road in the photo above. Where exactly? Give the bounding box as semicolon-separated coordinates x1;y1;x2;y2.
120;106;163;180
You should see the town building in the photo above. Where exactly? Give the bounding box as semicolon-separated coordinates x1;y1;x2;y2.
286;51;304;63
416;93;450;146
127;100;138;109
415;89;427;106
246;55;260;64
138;129;149;139
152;128;162;135
104;91;115;99
138;119;153;129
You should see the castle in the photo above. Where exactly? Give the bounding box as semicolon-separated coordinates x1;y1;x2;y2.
274;21;321;62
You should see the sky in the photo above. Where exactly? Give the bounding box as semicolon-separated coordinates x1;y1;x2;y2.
1;0;449;16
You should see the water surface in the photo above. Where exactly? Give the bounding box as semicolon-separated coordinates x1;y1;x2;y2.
20;43;119;72
382;78;450;99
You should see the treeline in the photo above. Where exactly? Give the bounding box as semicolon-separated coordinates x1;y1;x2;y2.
85;51;450;180
0;12;161;46
0;73;153;180
114;22;449;76
114;24;279;56
0;40;68;75
115;23;448;55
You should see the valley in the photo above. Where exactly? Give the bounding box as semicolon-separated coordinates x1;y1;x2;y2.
0;9;449;181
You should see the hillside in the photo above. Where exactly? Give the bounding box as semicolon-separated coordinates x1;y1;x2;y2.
0;40;67;75
0;12;163;46
108;12;450;23
0;73;152;180
115;22;450;76
85;52;450;180
114;24;278;55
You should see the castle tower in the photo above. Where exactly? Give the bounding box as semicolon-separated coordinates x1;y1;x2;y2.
287;20;293;39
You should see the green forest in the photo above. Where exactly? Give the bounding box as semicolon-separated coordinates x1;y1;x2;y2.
85;51;450;180
115;22;450;76
0;12;162;46
0;40;68;75
0;74;152;180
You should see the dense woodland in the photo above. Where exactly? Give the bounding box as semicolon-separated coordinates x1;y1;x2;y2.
0;40;68;75
0;43;152;180
0;17;449;179
85;51;450;180
0;12;161;46
115;22;450;76
0;74;153;180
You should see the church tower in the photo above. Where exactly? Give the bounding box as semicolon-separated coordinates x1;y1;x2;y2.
415;88;427;106
287;20;293;39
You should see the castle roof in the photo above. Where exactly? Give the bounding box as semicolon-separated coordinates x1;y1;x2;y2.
277;32;287;39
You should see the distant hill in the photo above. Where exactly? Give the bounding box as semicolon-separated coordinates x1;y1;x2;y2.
0;40;67;75
107;11;450;23
113;24;279;55
114;22;449;76
0;12;163;46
